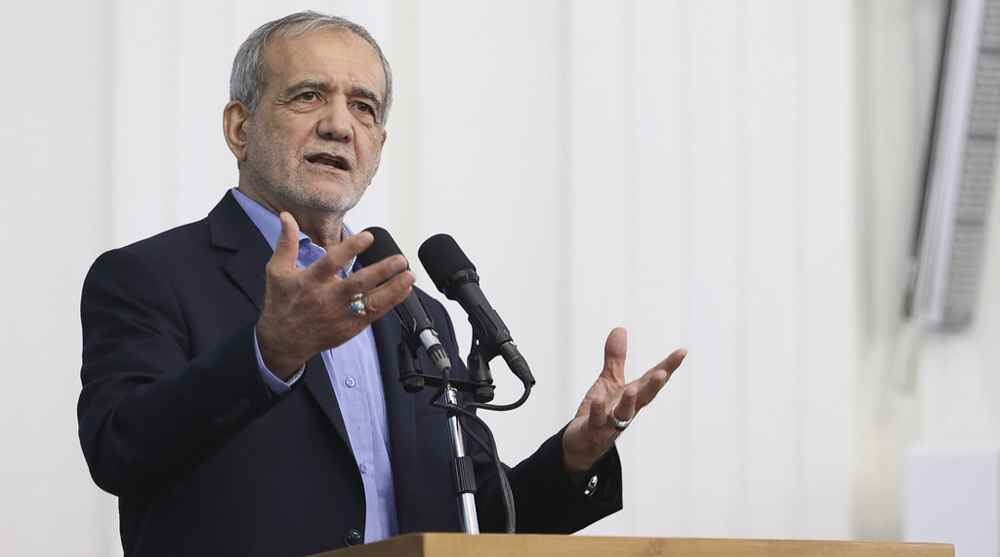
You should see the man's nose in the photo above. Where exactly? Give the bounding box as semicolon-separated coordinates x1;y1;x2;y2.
316;97;353;142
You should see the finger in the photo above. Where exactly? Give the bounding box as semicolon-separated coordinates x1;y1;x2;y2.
267;212;302;276
588;395;609;430
662;348;687;373
341;253;409;297
304;231;377;282
349;269;416;320
600;327;628;384
614;385;639;420
632;348;687;409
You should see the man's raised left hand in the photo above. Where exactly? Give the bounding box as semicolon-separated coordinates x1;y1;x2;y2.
562;327;687;482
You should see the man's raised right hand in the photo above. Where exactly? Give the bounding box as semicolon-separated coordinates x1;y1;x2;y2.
255;212;414;379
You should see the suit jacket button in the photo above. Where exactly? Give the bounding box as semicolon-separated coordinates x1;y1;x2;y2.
344;528;363;546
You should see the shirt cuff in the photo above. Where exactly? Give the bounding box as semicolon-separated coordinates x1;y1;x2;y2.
254;328;305;394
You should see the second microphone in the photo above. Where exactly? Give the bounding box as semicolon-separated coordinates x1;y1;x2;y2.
356;227;451;375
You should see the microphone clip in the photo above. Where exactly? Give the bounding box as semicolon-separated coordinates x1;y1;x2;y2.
395;323;496;403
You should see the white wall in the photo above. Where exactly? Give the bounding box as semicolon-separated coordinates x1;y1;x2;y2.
3;0;984;555
0;0;119;554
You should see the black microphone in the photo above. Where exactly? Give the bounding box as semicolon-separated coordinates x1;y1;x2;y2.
356;227;451;375
418;234;534;385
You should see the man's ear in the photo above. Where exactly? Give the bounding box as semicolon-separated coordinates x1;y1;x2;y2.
223;101;252;162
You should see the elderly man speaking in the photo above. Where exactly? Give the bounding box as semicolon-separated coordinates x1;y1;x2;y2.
77;11;685;557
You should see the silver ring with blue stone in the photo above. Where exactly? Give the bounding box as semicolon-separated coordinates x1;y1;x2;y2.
349;295;367;316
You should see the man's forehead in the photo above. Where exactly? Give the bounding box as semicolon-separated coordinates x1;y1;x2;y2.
261;28;386;94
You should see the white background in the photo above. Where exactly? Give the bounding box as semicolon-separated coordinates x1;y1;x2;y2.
1;0;997;554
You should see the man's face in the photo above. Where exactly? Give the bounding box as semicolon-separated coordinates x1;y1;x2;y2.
237;28;387;216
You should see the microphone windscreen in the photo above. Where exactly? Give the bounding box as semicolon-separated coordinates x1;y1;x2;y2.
418;234;476;293
357;226;403;267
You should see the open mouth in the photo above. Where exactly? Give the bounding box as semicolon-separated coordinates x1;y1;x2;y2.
307;154;349;171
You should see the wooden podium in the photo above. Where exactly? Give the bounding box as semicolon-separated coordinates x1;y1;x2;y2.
309;533;954;557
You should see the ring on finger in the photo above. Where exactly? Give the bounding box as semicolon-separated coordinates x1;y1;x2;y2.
610;403;633;432
348;293;367;316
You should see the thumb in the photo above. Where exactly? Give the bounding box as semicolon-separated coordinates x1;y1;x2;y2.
270;212;301;273
601;327;628;384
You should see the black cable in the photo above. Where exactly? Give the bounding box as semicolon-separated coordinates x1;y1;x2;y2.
424;349;534;534
467;381;531;412
431;397;517;534
457;411;515;534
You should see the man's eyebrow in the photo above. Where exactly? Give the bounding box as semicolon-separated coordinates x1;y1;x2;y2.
350;86;384;115
282;79;330;97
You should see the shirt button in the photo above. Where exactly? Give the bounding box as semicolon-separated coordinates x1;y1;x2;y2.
344;528;363;546
345;377;356;388
359;463;367;474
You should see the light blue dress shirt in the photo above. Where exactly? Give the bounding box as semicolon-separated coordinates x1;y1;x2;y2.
233;188;399;543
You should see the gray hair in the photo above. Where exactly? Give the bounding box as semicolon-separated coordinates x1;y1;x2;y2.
230;11;393;124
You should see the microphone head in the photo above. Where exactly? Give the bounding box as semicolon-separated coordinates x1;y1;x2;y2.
418;234;477;297
357;226;403;267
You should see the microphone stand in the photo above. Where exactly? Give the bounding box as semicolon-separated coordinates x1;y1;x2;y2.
396;324;531;535
396;325;488;535
444;385;480;534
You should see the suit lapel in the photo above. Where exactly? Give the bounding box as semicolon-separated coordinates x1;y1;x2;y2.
206;192;351;448
301;352;351;448
371;312;420;529
209;193;270;312
372;312;416;462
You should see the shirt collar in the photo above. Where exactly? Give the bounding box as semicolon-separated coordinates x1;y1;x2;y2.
231;188;356;275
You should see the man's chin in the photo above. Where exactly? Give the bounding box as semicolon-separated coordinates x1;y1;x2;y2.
291;190;366;215
250;173;369;216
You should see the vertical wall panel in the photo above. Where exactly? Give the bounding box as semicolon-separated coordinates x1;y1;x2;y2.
798;0;856;539
111;1;177;246
851;0;931;541
739;0;800;538
683;0;743;537
622;0;690;538
0;0;119;555
565;0;632;535
564;0;631;401
171;0;239;225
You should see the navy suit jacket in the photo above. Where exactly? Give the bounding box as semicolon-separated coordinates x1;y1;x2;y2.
78;192;621;557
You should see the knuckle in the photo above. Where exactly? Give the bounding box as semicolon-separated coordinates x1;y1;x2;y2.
340;280;365;297
360;297;381;315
